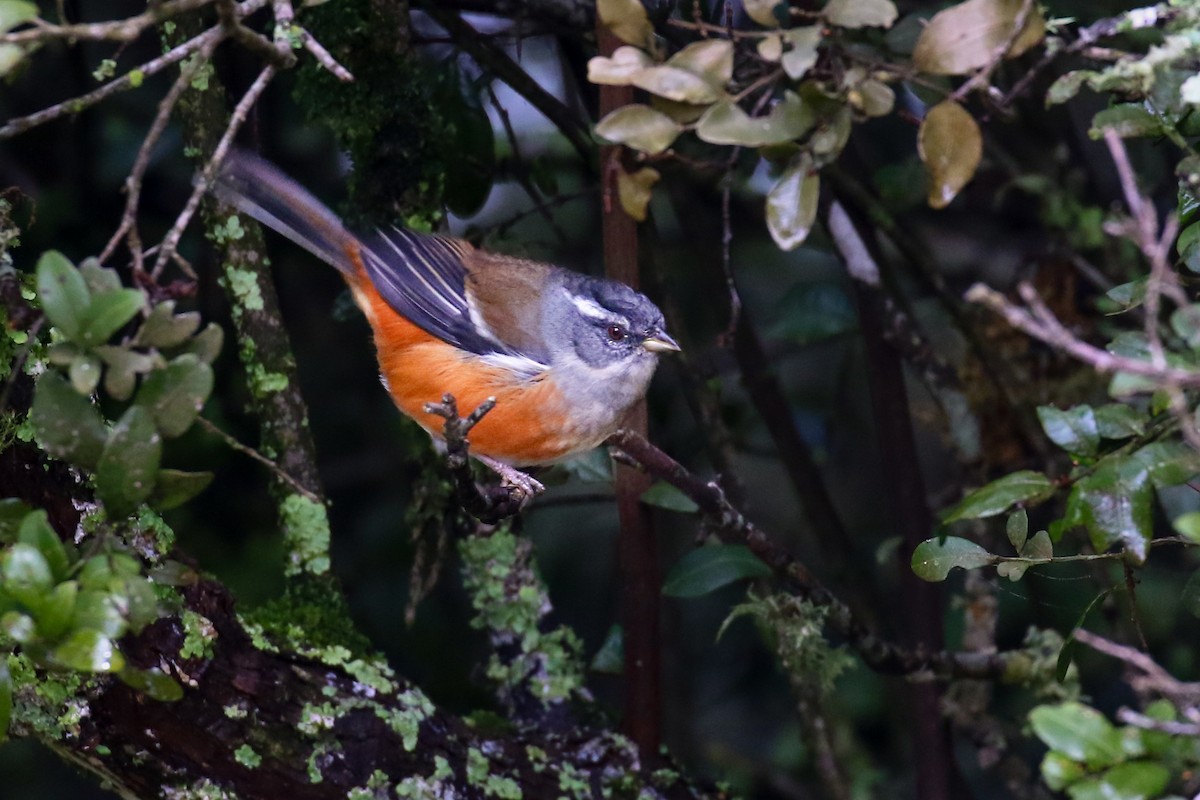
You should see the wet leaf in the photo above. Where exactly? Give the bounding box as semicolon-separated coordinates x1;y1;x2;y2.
663;545;772;597
0;499;33;543
1088;104;1162;140
823;0;897;29
1177;221;1200;273
1094;762;1170;800
1130;441;1200;486
1037;404;1099;457
640;480;698;513
36;250;90;340
134;354;213;438
587;45;653;85
2;542;52;607
616;166;661;222
182;323;224;364
766;155;820;250
1029;703;1123;769
918;100;982;209
134;300;199;349
52;629;124;673
30;371;107;468
95;406;162;518
148;469;214;510
696;92;814;147
17;510;69;582
667;39;733;86
119;666;184;702
913;0;1046;76
1093;404;1145;439
781;26;821;80
595;105;683;155
942;470;1053;522
597;0;652;47
68;353;102;397
1074;461;1152;563
78;288;144;348
34;581;77;641
632;65;722;104
911;536;994;581
72;589;126;637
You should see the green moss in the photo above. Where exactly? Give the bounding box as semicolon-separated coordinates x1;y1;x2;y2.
221;267;264;313
133;507;175;556
179;609;216;660
234;744;261;768
280;494;331;577
248;364;289;397
223;704;247;719
557;763;589;799
375;687;434;751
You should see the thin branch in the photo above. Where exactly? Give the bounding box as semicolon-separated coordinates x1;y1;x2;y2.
1074;628;1200;705
196;417;320;503
0;0;216;44
1117;708;1200;737
949;0;1036;103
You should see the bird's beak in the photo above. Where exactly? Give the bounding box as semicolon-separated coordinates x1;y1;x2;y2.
642;331;681;354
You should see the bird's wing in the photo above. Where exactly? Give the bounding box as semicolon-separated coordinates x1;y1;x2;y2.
360;227;550;375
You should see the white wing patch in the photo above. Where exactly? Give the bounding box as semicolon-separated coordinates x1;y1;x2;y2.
479;351;548;381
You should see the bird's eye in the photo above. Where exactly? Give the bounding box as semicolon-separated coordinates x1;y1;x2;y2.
606;324;627;342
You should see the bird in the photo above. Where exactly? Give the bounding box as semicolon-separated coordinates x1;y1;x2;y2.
213;151;679;494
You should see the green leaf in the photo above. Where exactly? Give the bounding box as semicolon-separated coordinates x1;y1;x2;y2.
0;612;34;642
823;0;897;28
95;345;161;402
1040;751;1085;791
767;155;820;250
0;43;24;78
0;0;37;33
34;580;78;641
17;510;70;582
72;589;126;638
1130;441;1200;487
1177;222;1200;273
662;545;773;598
667;39;733;86
597;0;653;47
1092;761;1170;800
2;542;53;607
1174;511;1200;543
1037;405;1100;457
1029;703;1124;769
1170;303;1200;346
36;250;90;340
0;499;33;543
1047;70;1095;105
148;469;214;510
95;406;162;518
631;65;722;104
1006;509;1028;551
30;370;108;468
912;0;1046;76
616;165;660;222
594;105;683;155
999;527;1052;582
68;353;102;395
52;629;124;673
587;46;653;86
78;289;144;348
1056;590;1109;681
1075;461;1152;563
0;662;10;742
695;92;814;147
942;470;1054;522
772;282;856;344
590;624;624;675
134;354;213;438
118;666;184;702
1088;104;1162;141
911;536;994;581
134;300;200;349
1104;278;1148;311
641;481;699;513
183;323;224;364
918;100;982;209
78;258;122;295
1093;404;1145;440
781;26;821;80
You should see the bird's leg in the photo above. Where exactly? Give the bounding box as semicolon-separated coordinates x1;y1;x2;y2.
423;394;541;522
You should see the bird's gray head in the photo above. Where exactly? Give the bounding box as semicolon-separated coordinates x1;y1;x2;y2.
546;273;679;374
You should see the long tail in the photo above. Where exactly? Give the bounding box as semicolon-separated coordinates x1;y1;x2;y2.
212;150;358;277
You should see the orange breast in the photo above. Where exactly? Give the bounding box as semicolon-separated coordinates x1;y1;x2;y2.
346;258;578;466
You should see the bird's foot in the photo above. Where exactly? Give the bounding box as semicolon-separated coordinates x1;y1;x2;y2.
476;455;545;500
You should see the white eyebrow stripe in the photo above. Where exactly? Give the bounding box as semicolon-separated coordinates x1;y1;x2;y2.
567;292;629;328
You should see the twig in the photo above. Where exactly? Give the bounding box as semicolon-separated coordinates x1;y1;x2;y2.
1074;628;1200;705
950;0;1036;103
423;394;529;523
1117;708;1200;737
0;0;216;44
151;64;277;277
196;417;319;503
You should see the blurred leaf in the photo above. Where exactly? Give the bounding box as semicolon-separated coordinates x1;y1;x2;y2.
743;0;784;27
767;155;820;250
1006;509;1028;551
1130;441;1200;486
590;624;624;674
632;65;722;104
73;589;126;637
435;62;495;218
183;323;224;364
78;289;144;348
95;406;162;518
1174;511;1200;543
119;666;183;702
912;0;1045;76
0;43;24;77
942;470;1054;522
1104;278;1148;311
134;354;213;438
1092;404;1145;439
1022;530;1052;560
36;250;90;340
1088;104;1162;140
616;166;660;222
0;662;10;742
52;629;124;673
1183;569;1200;618
1030;703;1123;769
823;0;897;28
2;542;52;607
1037;405;1099;457
1056;590;1108;681
772;282;856;344
781;26;821;80
1040;751;1085;791
595;105;682;155
856;78;895;117
918;100;982;209
1089;762;1170;800
1075;461;1151;563
17;510;69;582
134;300;201;350
0;0;37;33
122;575;159;633
0;612;33;642
667;39;733;86
96;345;161;402
1170;303;1200;347
696;92;814;147
31;370;108;468
1047;70;1094;106
641;481;699;513
34;580;77;641
78;258;122;295
911;536;994;581
757;34;782;62
148;469;214;510
663;545;772;598
587;46;653;85
596;0;652;47
69;353;102;395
